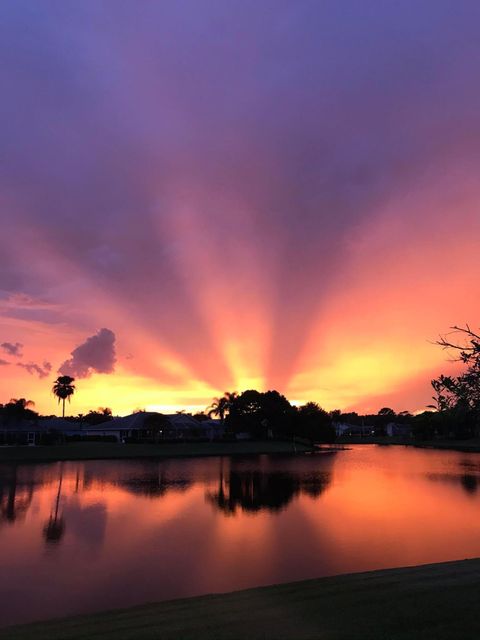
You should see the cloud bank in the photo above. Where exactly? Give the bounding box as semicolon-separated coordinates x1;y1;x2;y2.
1;342;23;357
17;361;52;379
59;329;117;379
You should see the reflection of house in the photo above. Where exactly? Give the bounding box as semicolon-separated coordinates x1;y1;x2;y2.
84;412;224;442
334;422;373;437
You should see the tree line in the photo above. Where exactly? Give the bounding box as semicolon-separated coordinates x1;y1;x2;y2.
3;324;480;443
204;390;336;443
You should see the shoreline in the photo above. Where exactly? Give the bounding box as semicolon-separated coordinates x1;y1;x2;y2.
2;437;480;464
0;440;313;464
2;557;480;639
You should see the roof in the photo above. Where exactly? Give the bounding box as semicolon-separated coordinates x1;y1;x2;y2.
87;412;224;432
85;412;158;432
39;418;83;431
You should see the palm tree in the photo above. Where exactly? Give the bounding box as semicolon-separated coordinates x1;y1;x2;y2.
207;391;238;423
3;398;36;423
52;376;75;418
9;398;35;409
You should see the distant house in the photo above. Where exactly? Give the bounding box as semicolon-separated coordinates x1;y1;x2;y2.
166;414;224;441
0;416;82;446
84;412;225;442
385;422;412;438
0;412;225;446
0;419;41;446
38;417;83;436
334;422;374;437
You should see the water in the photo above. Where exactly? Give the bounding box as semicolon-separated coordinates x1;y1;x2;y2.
2;445;480;627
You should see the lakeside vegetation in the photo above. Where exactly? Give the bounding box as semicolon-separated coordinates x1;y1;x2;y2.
2;324;480;458
2;558;480;640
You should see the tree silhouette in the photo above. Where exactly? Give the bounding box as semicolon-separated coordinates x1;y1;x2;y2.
378;407;395;416
425;325;480;438
226;390;295;438
296;402;335;443
52;376;76;418
207;391;238;423
2;398;37;424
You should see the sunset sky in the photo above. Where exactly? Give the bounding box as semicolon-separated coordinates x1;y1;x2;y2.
1;1;479;416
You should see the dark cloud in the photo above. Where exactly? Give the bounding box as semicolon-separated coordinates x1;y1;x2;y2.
0;359;10;366
1;342;23;357
59;329;116;379
17;361;52;379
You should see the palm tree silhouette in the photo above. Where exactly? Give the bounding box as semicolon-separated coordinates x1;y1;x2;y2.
52;376;76;418
4;398;36;423
207;391;238;423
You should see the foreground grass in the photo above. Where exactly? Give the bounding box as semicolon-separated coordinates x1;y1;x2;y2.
2;558;480;639
0;440;311;463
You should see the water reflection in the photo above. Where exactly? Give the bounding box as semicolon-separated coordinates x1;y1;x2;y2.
206;467;331;514
426;472;479;495
43;469;65;544
119;473;192;497
461;474;478;494
2;448;480;628
0;465;34;524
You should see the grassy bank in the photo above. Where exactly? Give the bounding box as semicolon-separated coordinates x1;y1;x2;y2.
2;558;480;639
0;440;312;463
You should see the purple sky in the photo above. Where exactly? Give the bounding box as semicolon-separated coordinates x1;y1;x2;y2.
1;1;480;414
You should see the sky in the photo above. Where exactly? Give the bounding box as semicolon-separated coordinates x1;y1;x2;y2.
1;0;480;416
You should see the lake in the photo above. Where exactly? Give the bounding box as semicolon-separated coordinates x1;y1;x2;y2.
2;445;480;627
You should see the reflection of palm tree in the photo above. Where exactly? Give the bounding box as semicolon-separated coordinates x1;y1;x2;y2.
43;468;65;544
52;376;76;418
0;466;34;523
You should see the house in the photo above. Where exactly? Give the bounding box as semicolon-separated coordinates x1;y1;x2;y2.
0;412;226;446
0;419;42;446
385;422;412;438
85;412;225;442
334;422;374;437
0;417;82;446
166;414;224;440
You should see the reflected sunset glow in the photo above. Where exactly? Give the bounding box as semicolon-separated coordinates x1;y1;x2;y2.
3;448;480;626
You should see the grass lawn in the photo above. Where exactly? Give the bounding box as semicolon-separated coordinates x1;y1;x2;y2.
0;440;312;463
2;558;480;639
